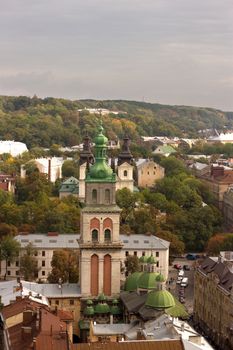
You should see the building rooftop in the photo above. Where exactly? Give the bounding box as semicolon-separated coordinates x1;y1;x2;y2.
120;234;170;250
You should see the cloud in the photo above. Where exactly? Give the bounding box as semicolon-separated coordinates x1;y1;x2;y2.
0;0;232;109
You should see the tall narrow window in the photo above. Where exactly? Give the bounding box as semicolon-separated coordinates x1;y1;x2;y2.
104;229;111;242
105;189;110;204
124;170;127;177
91;254;99;296
92;189;97;203
103;255;111;296
92;229;98;242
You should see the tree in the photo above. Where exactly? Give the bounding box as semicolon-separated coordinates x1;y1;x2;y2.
0;235;20;279
62;160;79;178
125;255;140;274
206;234;226;255
156;231;185;258
160;156;188;177
20;243;39;281
221;234;233;251
48;250;79;283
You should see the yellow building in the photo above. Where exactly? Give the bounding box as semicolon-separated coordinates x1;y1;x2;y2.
194;255;233;350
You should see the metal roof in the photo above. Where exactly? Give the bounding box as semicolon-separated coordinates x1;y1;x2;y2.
120;234;170;250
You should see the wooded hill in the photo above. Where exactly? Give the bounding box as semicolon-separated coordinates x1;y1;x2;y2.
0;95;232;149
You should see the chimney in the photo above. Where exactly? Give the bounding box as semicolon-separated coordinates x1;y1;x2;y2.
136;328;145;340
181;323;185;332
48;158;51;182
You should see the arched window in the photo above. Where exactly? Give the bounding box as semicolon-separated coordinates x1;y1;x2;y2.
105;189;110;204
123;170;127;177
92;189;97;203
104;229;111;242
92;229;98;242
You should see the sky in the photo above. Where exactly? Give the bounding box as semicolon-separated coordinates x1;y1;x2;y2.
0;0;232;110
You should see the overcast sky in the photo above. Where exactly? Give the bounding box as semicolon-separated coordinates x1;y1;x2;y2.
0;0;232;110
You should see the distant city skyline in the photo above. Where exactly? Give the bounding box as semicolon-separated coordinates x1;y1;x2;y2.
0;0;232;110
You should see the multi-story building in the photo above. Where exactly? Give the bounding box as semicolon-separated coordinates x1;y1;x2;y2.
135;159;164;188
0;233;79;281
194;254;233;350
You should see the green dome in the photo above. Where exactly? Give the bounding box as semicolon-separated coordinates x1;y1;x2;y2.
94;125;108;146
84;306;95;316
137;272;159;290
98;293;107;301
156;274;165;282
125;272;143;292
146;290;175;309
139;256;148;263
95;302;110;314
147;256;156;264
89;159;113;179
86;299;93;305
110;305;121;315
112;299;119;304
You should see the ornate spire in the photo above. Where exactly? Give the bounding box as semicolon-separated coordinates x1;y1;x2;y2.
118;135;133;166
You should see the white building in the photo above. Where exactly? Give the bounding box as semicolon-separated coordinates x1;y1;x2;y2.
1;233;169;282
0;140;28;157
77;108;122;115
207;132;233;144
21;157;68;182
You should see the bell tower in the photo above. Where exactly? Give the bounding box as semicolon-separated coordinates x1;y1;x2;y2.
79;123;122;298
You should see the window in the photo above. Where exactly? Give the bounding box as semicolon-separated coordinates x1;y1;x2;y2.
92;229;98;242
68;240;74;243
104;229;111;242
70;300;74;306
16;270;19;276
35;239;42;243
144;240;149;244
49;240;57;243
142;251;145;256
156;252;159;257
42;271;45;276
105;189;110;204
55;300;59;305
124;170;127;177
7;261;11;267
92;189;97;203
34;251;38;256
123;240;128;243
125;251;129;256
134;251;137;256
42;261;45;267
16;261;19;267
7;271;11;275
42;251;45;257
147;171;149;175
21;239;29;243
156;261;159;267
133;240;139;244
153;171;156;175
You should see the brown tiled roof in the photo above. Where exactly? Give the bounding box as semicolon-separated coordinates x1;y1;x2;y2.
2;297;46;319
73;340;184;350
57;309;74;321
199;257;233;293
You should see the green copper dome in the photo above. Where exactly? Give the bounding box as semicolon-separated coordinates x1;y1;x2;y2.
86;299;93;305
146;290;175;309
95;302;110;314
110;305;121;315
139;256;148;263
137;272;159;290
147;256;156;264
125;272;143;292
156;274;165;282
86;123;116;183
84;305;95;316
94;125;108;146
98;293;107;301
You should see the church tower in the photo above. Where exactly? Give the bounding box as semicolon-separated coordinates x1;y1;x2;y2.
78;133;94;202
116;136;134;192
79;123;122;298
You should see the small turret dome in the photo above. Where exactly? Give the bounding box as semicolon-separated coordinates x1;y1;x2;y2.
156;274;165;282
84;305;95;316
147;255;156;264
95;302;110;314
94;125;108;146
139;256;148;263
137;272;159;290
